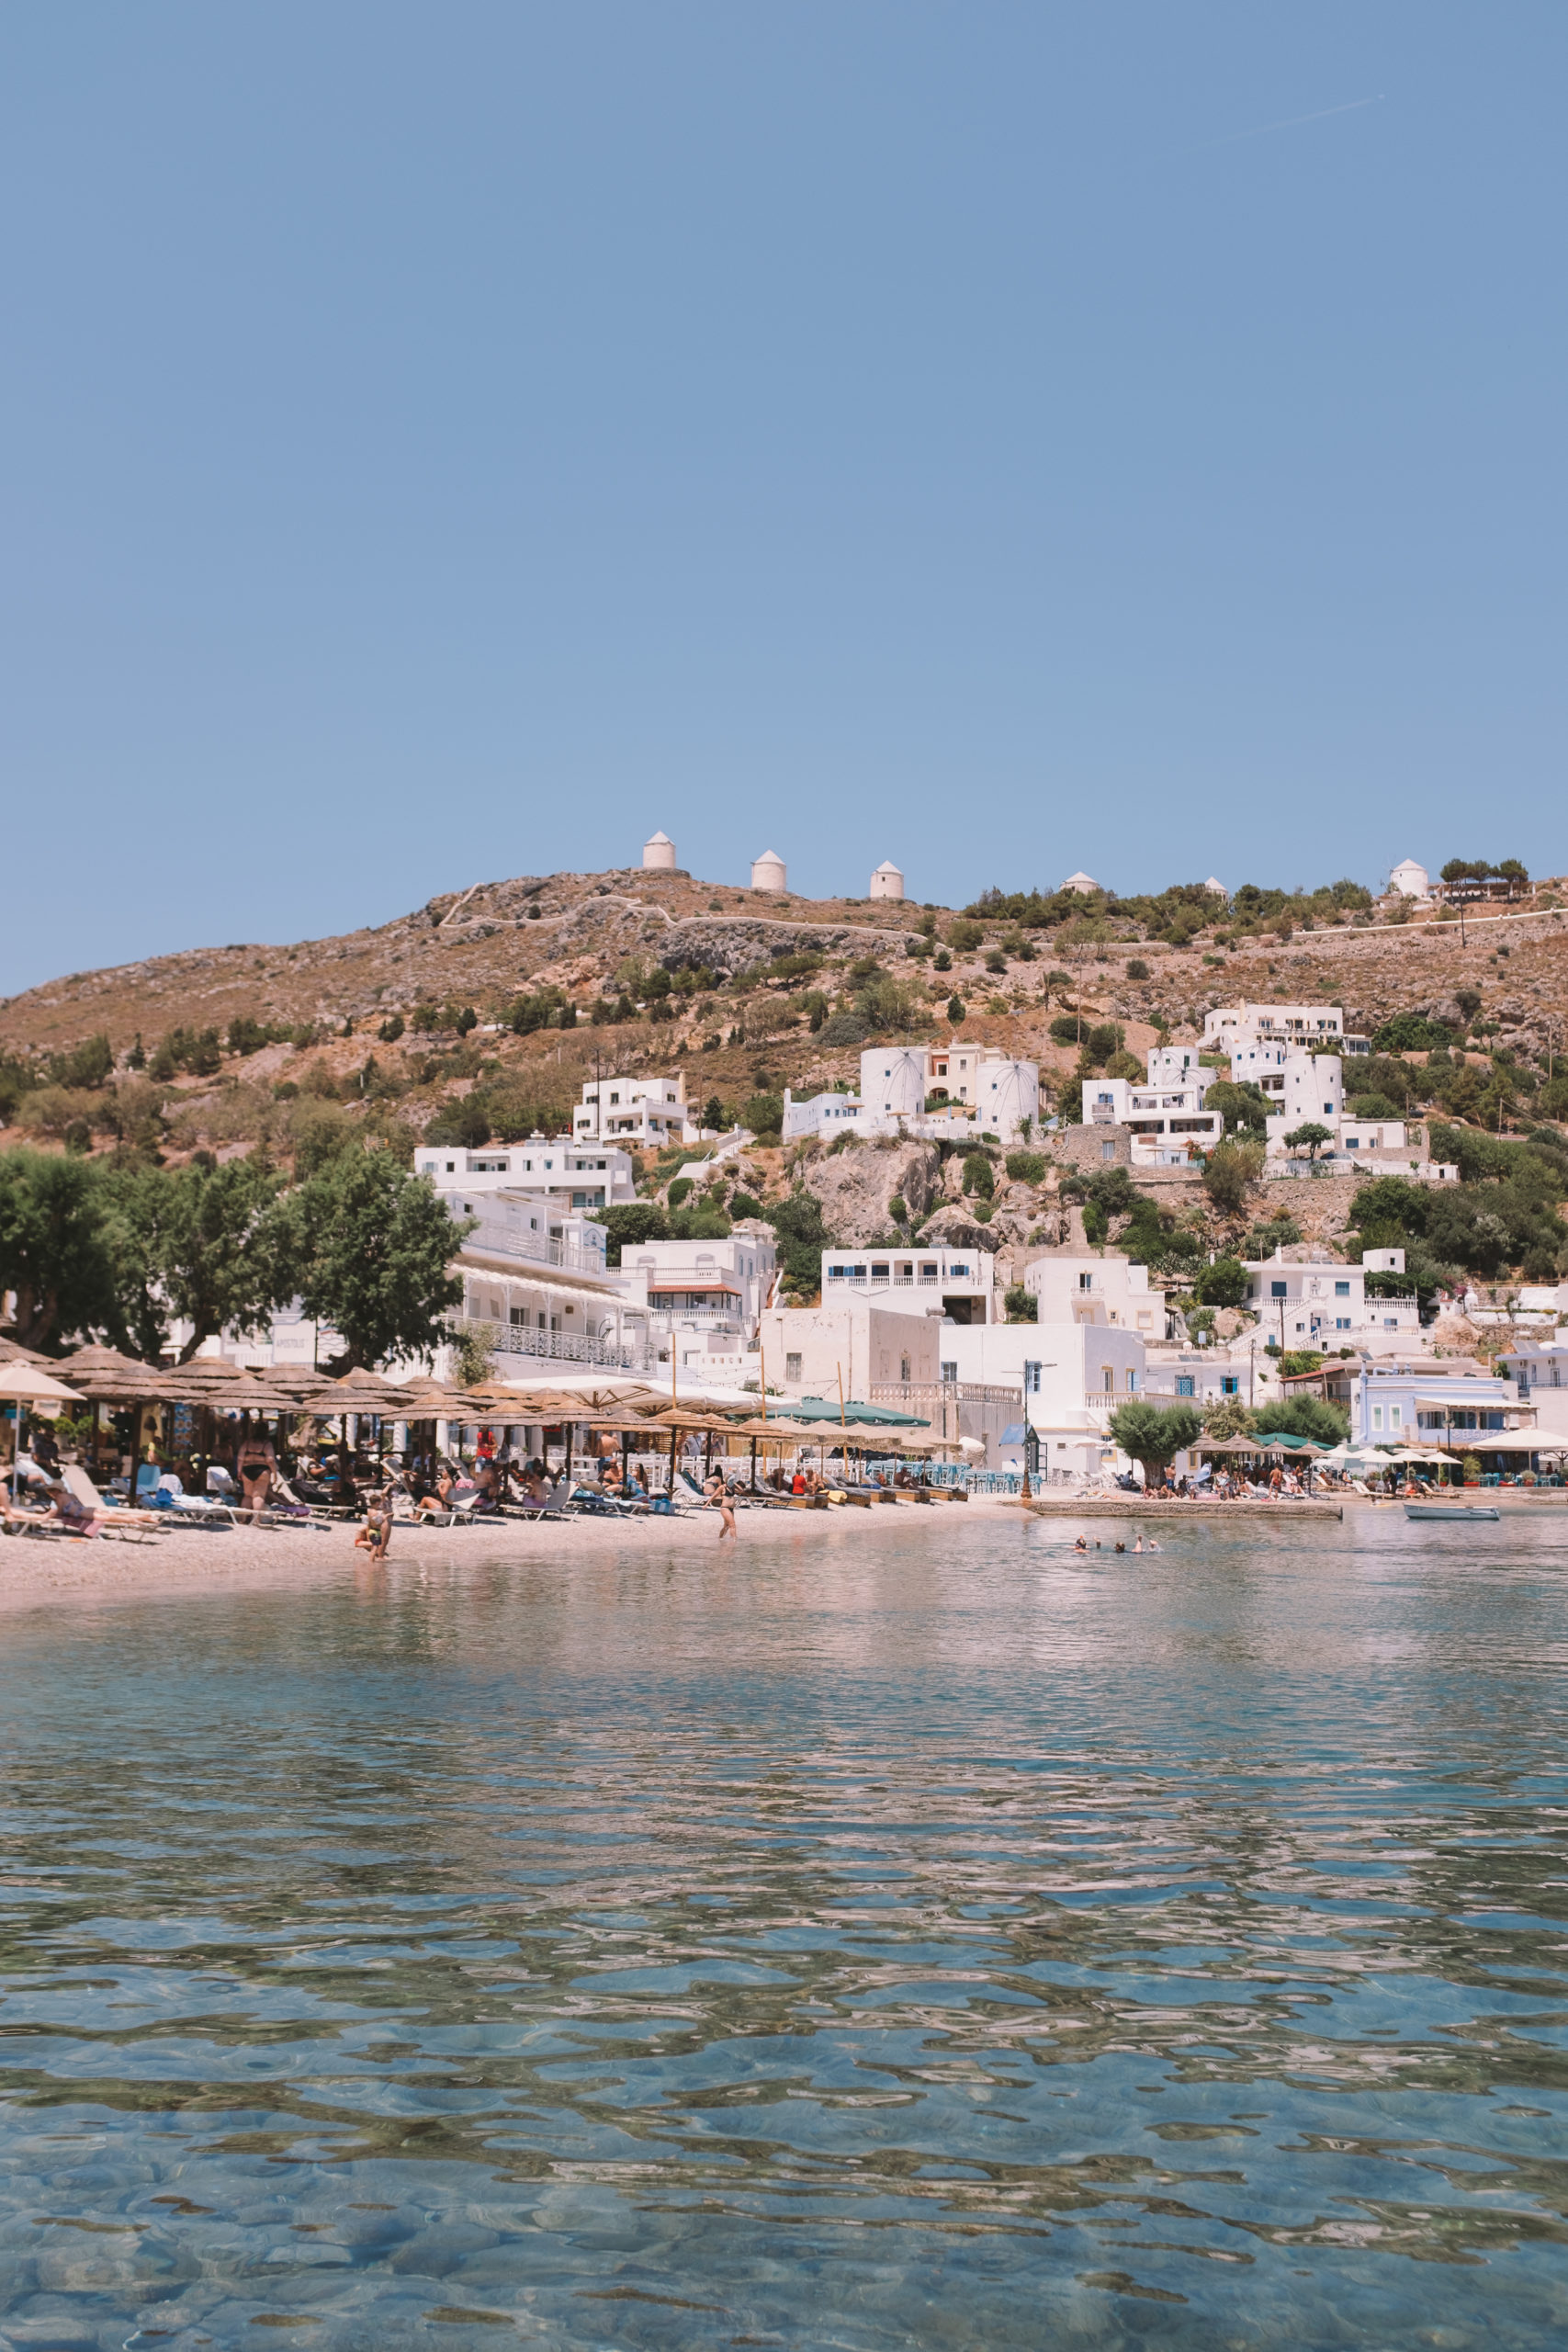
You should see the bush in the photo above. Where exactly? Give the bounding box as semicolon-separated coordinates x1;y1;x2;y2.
1201;1140;1264;1214
1202;1080;1270;1139
1371;1012;1453;1054
1082;1200;1109;1246
1006;1150;1047;1183
594;1203;671;1266
730;1190;766;1221
961;1152;995;1199
1004;1282;1034;1321
932;948;952;972
820;1012;870;1046
666;1177;694;1207
1049;1014;1083;1047
378;1011;406;1045
766;1191;830;1292
1194;1256;1248;1307
1348;1092;1401;1121
946;996;967;1026
947;919;985;952
1125;959;1149;979
984;949;1008;974
743;1091;784;1137
423;1099;491;1148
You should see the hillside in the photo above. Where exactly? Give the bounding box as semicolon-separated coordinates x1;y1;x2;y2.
3;865;1568;1300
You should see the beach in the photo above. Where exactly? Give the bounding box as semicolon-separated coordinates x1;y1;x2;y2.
0;1492;1024;1615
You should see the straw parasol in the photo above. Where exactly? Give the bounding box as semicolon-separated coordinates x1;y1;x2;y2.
3;1358;86;1477
55;1343;169;1402
290;1369;423;1415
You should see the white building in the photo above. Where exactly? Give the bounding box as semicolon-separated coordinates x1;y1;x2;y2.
933;1317;1150;1478
751;850;788;893
822;1244;996;1326
784;1046;1040;1146
1388;857;1430;899
615;1231;776;1374
449;1204;653;1373
1081;1073;1223;1164
1214;1043;1407;1162
418;1138;636;1210
760;1299;941;1405
1024;1253;1172;1338
1352;1358;1538;1455
1061;870;1101;894
573;1070;698;1147
1244;1250;1421;1347
642;830;677;870
1205;1001;1369;1056
869;860;905;900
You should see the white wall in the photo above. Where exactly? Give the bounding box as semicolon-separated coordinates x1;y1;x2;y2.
1026;1253;1166;1335
760;1302;940;1400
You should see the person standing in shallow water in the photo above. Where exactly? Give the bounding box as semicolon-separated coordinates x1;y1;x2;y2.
705;1475;737;1539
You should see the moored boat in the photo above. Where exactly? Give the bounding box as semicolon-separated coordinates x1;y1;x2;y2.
1404;1501;1501;1521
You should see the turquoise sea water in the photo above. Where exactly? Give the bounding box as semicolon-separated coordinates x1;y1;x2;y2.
1;1511;1565;2349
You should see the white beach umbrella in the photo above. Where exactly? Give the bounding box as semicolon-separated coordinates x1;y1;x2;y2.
4;1362;85;1492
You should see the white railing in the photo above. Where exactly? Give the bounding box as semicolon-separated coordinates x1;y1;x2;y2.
464;1317;652;1370
468;1227;607;1275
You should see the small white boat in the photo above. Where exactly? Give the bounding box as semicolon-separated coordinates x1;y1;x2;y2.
1404;1501;1500;1521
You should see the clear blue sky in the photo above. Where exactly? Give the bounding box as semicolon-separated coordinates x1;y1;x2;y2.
3;3;1563;995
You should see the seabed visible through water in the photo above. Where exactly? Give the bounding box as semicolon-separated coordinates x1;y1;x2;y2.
0;1506;1565;2349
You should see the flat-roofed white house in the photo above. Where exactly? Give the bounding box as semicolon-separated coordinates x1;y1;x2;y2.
1025;1252;1172;1337
1204;1001;1369;1056
418;1138;637;1209
573;1071;698;1146
615;1231;776;1374
822;1244;996;1325
1245;1250;1421;1346
1081;1073;1223;1164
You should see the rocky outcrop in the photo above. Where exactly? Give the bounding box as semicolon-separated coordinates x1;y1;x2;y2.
915;1203;1000;1254
800;1137;941;1247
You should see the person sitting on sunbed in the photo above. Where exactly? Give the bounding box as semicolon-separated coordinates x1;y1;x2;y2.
45;1477;100;1539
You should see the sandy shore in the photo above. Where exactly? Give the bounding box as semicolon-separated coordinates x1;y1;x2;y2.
0;1494;1024;1615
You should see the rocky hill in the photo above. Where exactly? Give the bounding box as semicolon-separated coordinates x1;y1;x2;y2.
3;864;1566;1299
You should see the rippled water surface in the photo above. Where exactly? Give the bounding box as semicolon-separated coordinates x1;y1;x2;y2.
2;1511;1567;2349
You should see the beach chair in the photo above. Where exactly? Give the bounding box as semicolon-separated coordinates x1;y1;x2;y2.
62;1464;164;1540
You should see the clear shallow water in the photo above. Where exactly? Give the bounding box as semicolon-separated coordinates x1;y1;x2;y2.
1;1514;1566;2351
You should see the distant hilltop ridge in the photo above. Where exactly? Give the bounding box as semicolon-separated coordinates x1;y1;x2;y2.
3;863;1566;1178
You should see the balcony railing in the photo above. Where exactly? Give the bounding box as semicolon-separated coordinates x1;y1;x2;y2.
870;1382;1021;1408
464;1228;607;1275
459;1317;652;1371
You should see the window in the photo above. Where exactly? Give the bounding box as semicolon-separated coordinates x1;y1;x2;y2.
785;1352;803;1381
828;1265;846;1282
1101;1366;1115;1392
1078;1272;1094;1292
1271;1280;1287;1298
1176;1375;1194;1396
510;1306;525;1326
1345;1138;1359;1151
871;1263;889;1279
1384;1317;1398;1329
920;1263;938;1282
1221;1376;1238;1396
941;1361;958;1384
1389;1404;1403;1428
1372;1403;1383;1430
899;1355;910;1383
1335;1281;1349;1297
949;1262;969;1279
1101;1141;1116;1160
1024;1361;1043;1395
1336;1317;1351;1331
